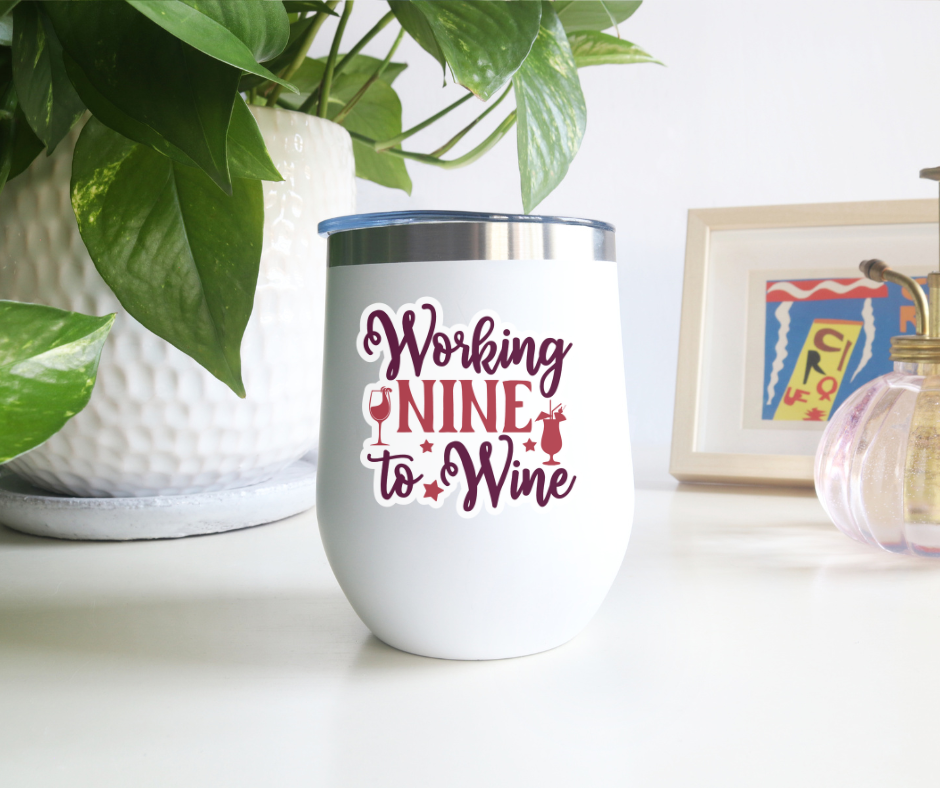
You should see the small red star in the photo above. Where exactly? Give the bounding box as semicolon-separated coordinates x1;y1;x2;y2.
423;480;444;501
420;439;433;453
523;439;537;452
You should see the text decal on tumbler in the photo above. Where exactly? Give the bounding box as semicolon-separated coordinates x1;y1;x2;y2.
357;297;576;518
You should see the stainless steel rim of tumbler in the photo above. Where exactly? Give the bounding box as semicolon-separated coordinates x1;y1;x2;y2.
326;221;616;266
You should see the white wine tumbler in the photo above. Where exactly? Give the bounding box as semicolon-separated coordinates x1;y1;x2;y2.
317;211;633;660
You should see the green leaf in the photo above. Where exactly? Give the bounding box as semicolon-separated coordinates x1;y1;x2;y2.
62;54;277;182
512;1;585;212
47;1;240;194
279;55;407;104
126;1;296;93
276;58;324;103
71;119;264;397
11;3;85;151
335;54;408;86
408;0;542;100
227;98;283;182
388;0;445;77
294;54;407;92
61;51;197;169
567;30;660;67
192;0;289;63
0;65;18;190
265;14;316;70
0;301;114;464
0;92;15;192
237;11;320;92
328;79;411;194
0;1;21;18
8;106;43;180
283;1;338;15
553;1;641;32
0;53;42;184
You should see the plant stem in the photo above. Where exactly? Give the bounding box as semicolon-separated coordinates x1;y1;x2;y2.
284;8;335;79
436;111;517;168
266;5;337;107
603;4;621;38
331;28;404;124
429;84;512;157
373;92;473;152
333;11;395;80
300;7;393;115
348;111;517;170
317;0;354;118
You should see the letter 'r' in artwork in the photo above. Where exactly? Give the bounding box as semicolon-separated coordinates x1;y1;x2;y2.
357;298;576;518
761;276;924;422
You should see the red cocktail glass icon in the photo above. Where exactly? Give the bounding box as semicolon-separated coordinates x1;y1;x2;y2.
536;402;566;466
369;386;393;446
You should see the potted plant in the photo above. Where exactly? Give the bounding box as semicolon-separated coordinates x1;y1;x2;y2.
0;0;657;498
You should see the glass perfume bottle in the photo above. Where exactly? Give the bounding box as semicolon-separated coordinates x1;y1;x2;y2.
815;253;940;555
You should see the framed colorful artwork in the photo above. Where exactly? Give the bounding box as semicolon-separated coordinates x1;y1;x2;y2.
670;199;938;487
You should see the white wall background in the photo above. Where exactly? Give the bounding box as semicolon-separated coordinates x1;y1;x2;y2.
310;0;940;448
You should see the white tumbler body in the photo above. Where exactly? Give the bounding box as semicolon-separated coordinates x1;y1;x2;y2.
317;252;633;660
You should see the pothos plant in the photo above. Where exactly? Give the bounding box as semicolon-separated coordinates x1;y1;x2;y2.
0;0;658;463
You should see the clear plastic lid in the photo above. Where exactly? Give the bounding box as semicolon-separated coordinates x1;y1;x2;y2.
318;210;615;238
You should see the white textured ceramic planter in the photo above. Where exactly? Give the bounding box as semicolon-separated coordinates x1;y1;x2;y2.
0;107;356;497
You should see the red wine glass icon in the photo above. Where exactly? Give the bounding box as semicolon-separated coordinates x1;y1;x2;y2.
369;387;393;446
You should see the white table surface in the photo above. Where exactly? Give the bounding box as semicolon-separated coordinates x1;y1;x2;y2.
3;447;940;787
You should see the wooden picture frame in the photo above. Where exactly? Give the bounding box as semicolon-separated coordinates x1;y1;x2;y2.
670;199;938;487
